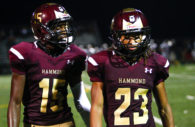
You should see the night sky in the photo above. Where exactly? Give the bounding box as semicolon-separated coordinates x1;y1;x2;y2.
1;0;195;40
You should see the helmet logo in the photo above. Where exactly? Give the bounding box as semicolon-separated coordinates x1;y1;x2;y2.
54;10;70;19
35;13;42;23
122;17;143;30
129;15;135;23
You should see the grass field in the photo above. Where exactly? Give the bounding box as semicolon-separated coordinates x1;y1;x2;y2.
0;64;195;127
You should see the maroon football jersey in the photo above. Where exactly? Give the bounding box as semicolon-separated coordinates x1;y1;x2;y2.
87;50;169;127
9;41;87;125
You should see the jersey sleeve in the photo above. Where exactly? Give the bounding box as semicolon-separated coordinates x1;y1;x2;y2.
9;47;26;75
154;54;170;85
87;55;104;82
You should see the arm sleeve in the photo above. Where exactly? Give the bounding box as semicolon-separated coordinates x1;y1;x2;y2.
70;82;91;127
9;47;26;75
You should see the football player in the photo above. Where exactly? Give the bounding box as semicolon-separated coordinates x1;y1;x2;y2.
7;3;90;127
88;8;175;127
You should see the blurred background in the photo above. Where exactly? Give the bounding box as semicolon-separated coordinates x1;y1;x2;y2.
0;0;195;74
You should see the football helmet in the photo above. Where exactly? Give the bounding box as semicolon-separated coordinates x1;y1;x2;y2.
31;3;75;50
110;8;151;60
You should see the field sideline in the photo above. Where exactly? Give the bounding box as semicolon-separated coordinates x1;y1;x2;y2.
0;64;195;127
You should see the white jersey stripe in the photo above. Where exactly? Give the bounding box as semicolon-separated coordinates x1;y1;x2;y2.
10;48;24;60
164;60;170;68
88;57;98;66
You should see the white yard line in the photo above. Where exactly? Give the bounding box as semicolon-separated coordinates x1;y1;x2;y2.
170;73;195;80
83;83;92;90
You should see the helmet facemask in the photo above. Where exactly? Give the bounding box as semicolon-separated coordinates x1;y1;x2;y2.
31;3;76;57
112;27;151;58
47;18;75;48
111;29;151;65
110;8;151;64
32;18;76;57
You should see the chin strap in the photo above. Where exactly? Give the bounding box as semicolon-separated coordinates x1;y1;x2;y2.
48;35;73;49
